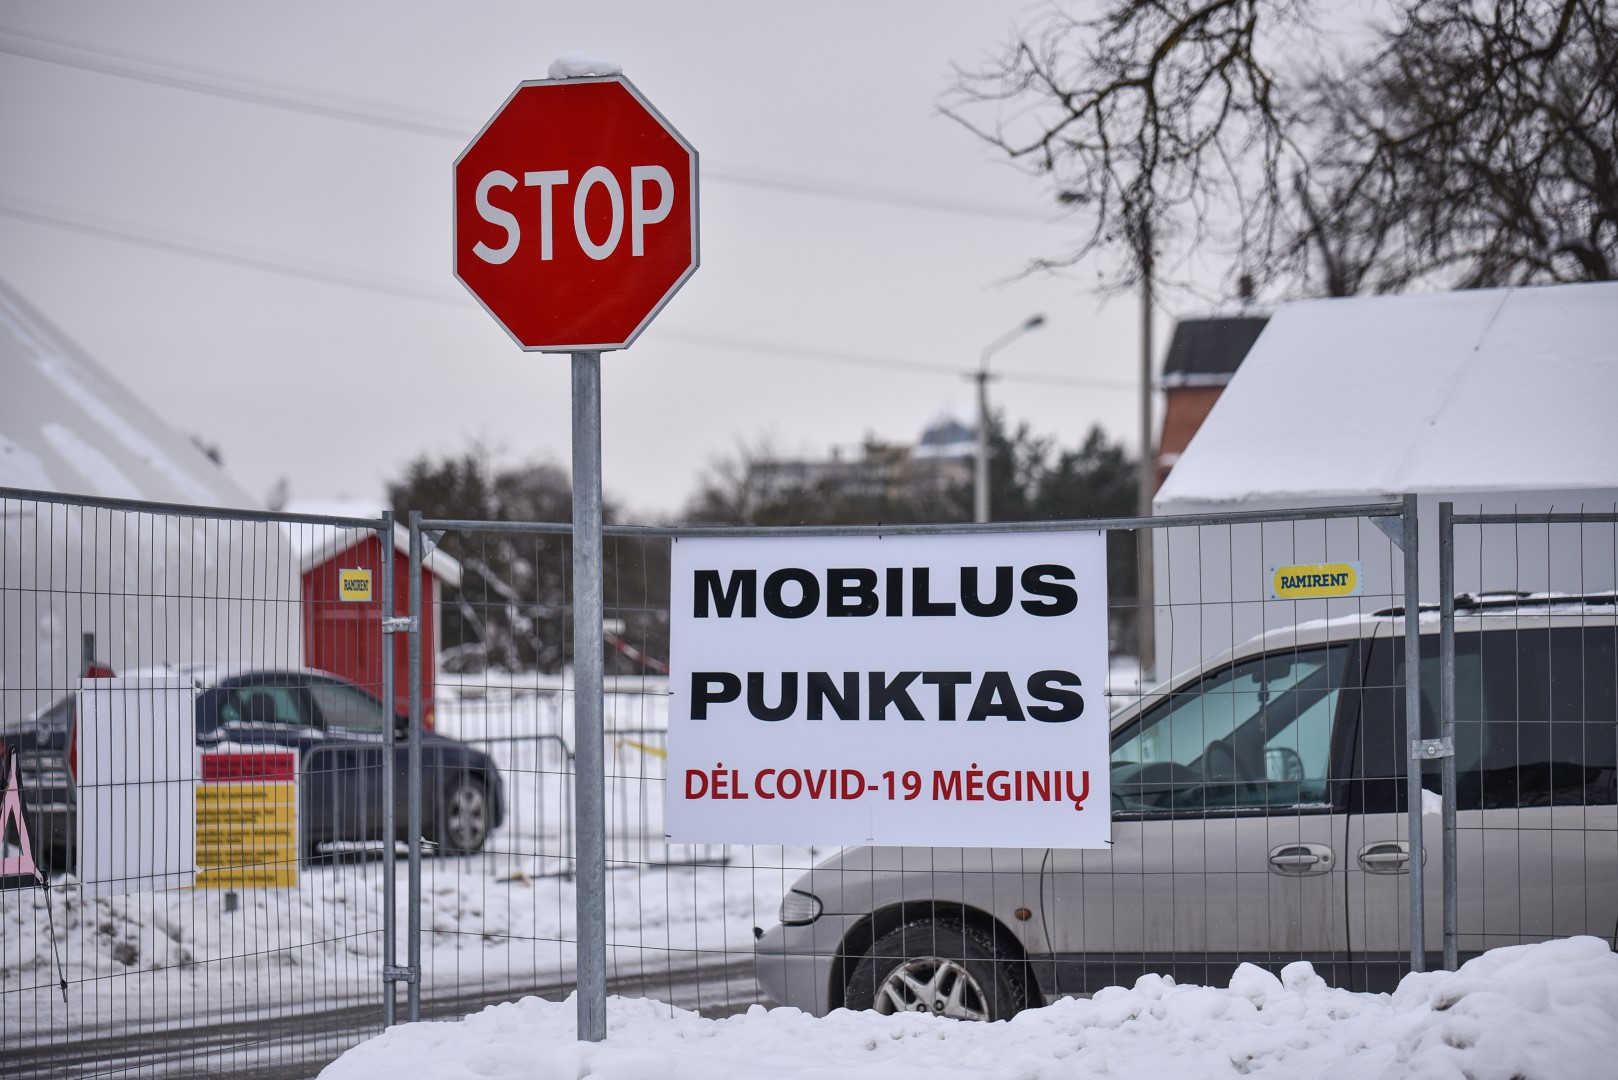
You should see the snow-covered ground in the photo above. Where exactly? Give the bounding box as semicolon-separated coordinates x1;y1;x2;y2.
0;844;807;1024
321;936;1618;1080
2;685;809;1043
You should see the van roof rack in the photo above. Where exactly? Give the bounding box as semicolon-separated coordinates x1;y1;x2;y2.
1372;592;1618;618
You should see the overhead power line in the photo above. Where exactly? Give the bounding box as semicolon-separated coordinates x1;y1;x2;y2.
658;330;1134;391
0;193;1129;392
0;24;1054;224
0;194;449;304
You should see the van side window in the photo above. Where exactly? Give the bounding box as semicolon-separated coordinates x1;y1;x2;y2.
1477;626;1617;807
1110;644;1351;813
1352;627;1616;812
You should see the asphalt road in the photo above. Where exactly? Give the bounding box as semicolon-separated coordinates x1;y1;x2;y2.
0;957;766;1079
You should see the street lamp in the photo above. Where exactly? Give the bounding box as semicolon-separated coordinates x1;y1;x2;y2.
970;314;1046;523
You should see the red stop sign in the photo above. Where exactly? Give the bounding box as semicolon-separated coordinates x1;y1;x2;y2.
454;76;699;352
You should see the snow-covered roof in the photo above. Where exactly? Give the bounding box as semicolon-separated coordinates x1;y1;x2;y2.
1159;312;1269;389
1156;282;1618;505
912;411;975;460
0;276;259;507
281;498;462;588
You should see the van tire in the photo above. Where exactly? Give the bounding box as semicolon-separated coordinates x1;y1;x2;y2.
845;921;1026;1021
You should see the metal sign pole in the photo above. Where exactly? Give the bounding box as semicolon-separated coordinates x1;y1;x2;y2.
1438;501;1458;970
378;511;397;1028
1402;492;1425;973
406;513;425;1022
571;350;608;1042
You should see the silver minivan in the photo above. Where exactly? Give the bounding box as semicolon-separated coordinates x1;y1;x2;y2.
754;598;1618;1019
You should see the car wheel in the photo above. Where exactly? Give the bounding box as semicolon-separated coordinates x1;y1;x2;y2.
434;775;490;855
845;921;1026;1021
301;829;330;867
36;844;71;877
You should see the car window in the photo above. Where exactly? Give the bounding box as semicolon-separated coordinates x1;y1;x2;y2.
306;682;389;734
1354;626;1617;811
1110;644;1350;813
219;686;305;728
1472;625;1618;808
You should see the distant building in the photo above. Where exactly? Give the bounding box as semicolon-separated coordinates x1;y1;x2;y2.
750;414;975;505
911;414;974;460
282;501;461;722
1155;311;1269;491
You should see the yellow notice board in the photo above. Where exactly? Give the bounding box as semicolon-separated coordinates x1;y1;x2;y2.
1270;562;1364;600
195;752;297;889
339;567;373;602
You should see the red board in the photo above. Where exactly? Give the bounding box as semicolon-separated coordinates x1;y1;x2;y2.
454;76;699;352
201;752;296;784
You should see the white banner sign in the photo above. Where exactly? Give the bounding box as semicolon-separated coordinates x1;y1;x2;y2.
77;678;197;898
668;531;1112;848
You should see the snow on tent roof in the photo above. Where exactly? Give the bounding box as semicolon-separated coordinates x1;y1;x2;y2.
1155;282;1618;505
0;275;256;508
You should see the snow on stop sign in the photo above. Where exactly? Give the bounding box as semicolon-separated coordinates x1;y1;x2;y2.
454;76;698;352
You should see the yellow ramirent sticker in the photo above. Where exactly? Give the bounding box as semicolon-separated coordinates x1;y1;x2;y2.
339;567;373;602
1270;562;1363;600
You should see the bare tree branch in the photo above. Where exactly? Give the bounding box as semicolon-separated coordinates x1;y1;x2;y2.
944;0;1308;295
948;0;1616;299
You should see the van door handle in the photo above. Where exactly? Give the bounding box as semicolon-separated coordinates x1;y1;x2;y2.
1357;841;1411;874
1268;843;1334;876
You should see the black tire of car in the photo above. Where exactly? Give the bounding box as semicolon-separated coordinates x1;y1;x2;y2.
433;775;490;855
300;827;328;866
845;921;1027;1021
37;844;71;877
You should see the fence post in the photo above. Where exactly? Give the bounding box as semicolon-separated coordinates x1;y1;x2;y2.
407;512;425;1022
571;351;608;1042
1437;502;1458;970
1402;492;1425;973
379;511;398;1027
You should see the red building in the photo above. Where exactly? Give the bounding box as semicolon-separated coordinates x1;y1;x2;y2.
294;521;462;723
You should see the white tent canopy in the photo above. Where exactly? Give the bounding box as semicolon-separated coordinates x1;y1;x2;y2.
0;278;259;507
1149;283;1618;681
1;277;298;724
1157;282;1618;507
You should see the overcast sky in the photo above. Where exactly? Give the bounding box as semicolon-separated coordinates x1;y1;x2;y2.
0;0;1203;519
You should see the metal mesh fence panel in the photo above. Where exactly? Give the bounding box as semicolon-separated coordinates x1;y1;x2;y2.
1031;505;1420;999
410;522;781;1019
1434;506;1618;977
1;489;395;1078
410;503;1442;1030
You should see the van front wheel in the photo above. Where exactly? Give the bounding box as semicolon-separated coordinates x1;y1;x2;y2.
845;921;1026;1021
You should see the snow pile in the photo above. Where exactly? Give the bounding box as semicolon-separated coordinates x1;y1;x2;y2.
321;936;1618;1080
548;52;623;79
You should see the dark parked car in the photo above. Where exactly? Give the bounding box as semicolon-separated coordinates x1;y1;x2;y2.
5;668;504;873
